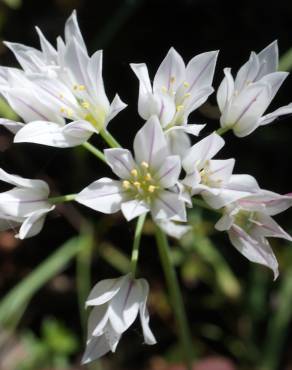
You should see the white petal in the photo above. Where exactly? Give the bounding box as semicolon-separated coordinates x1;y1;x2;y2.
229;225;279;280
234;52;260;92
130;63;152;95
259;103;292;126
121;199;149;221
103;323;121;352
260;71;288;101
153;47;185;92
133;116;168;170
87;50;110;109
217;68;235;113
215;213;234;231
16;206;54;239
88;305;109;336
182;132;225;173
151;190;186;222
14;120;96;148
105;94;127;127
252;213;292;241
203;187;253;209
185;50;218;94
64;37;89;87
81;335;111;364
226;174;260;193
138;279;157;345
154;155;181;188
166;129;191;157
76;177;125;214
230;83;271;137
0;188;50;217
64;10;87;51
35;27;57;62
104;148;136;179
0;119;25;134
257;40;278;76
108;277;141;333
0;167;49;192
157;219;191;239
166;123;205;137
86;276;127;307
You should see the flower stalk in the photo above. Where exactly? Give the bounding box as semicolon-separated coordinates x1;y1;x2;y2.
82;142;106;163
100;128;121;148
155;225;193;370
130;213;146;276
49;194;76;204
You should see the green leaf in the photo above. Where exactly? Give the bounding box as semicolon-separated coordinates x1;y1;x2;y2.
0;234;86;329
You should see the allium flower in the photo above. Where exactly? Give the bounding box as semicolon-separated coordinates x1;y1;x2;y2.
181;132;260;208
131;47;218;155
76;116;187;225
215;190;292;279
0;168;54;239
0;11;126;147
82;274;156;364
217;41;292;137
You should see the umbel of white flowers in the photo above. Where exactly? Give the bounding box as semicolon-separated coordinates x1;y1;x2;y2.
82;274;156;364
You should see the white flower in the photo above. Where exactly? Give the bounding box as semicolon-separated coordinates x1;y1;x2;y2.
215;190;292;279
82;274;156;364
0;168;54;239
217;41;292;137
131;47;218;155
0;11;126;147
181;132;260;208
75;116;187;226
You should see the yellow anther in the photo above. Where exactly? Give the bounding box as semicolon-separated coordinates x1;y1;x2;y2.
60;107;66;113
133;181;141;188
161;86;167;93
170;76;175;84
141;161;149;169
145;173;152;181
148;185;156;193
131;169;138;177
73;84;86;91
81;101;90;109
122;180;131;189
176;104;184;112
184;93;191;98
183;81;190;88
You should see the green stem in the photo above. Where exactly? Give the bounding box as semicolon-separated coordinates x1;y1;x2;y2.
130;213;146;276
100;128;121;148
155;225;193;370
216;126;230;136
49;194;76;204
82;142;106;163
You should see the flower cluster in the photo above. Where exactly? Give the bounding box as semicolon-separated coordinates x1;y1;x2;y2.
1;11;292;364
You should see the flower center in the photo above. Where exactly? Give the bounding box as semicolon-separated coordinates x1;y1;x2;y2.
122;161;160;203
234;210;255;232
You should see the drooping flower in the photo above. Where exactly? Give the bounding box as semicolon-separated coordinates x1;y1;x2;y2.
131;47;218;155
215;190;292;279
0;168;54;239
75;116;187;226
181;132;260;208
0;11;126;147
217;41;292;137
82;274;156;364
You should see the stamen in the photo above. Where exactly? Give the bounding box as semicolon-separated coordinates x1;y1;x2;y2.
145;173;152;181
73;84;86;91
184;93;191;98
131;169;138;177
170;76;175;84
122;180;131;189
148;185;156;193
161;86;167;93
81;101;90;109
133;181;141;188
176;105;184;112
183;81;190;88
141;161;149;169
